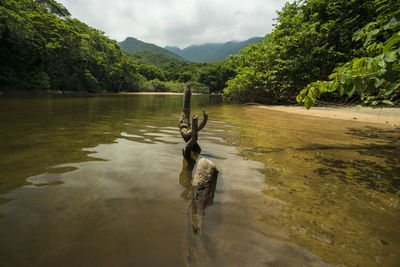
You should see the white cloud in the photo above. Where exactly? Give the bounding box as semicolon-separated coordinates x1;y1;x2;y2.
58;0;289;48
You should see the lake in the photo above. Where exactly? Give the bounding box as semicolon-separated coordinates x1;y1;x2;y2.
0;95;399;266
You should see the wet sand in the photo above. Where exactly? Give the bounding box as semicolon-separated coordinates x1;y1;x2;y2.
258;105;400;127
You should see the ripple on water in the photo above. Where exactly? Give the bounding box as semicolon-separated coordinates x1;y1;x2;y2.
0;96;398;266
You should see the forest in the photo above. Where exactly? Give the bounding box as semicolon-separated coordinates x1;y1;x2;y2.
1;0;399;106
225;0;400;107
0;0;234;94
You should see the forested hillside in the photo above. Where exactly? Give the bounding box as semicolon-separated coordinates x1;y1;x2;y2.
0;0;149;92
224;0;400;106
3;0;396;104
0;0;236;94
119;37;186;65
165;37;263;62
118;37;236;94
131;50;185;67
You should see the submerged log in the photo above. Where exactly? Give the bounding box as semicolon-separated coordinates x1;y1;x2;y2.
192;158;218;190
191;158;219;233
179;84;208;159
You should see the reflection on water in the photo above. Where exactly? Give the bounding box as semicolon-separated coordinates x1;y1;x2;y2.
179;157;196;201
178;154;220;265
0;95;399;266
218;106;400;266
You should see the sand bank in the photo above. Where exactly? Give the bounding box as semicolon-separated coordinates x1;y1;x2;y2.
257;105;400;127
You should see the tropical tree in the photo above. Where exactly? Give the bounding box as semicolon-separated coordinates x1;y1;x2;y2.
224;0;376;103
297;0;400;108
0;0;146;92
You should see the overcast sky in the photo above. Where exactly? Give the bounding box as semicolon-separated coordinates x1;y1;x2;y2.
58;0;289;48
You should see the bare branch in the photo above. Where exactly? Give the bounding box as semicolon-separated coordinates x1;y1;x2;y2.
198;109;208;131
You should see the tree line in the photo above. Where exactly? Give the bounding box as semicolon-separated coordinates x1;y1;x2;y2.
0;0;235;94
1;0;139;92
1;0;398;104
224;0;400;107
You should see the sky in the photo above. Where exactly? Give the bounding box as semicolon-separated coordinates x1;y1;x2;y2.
58;0;289;48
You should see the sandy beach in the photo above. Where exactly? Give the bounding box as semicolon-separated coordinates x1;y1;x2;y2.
257;105;400;127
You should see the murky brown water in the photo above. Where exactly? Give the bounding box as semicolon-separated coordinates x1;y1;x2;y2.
0;95;399;266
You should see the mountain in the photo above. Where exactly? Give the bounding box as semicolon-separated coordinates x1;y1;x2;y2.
165;37;263;62
163;46;182;56
119;37;186;65
119;36;264;64
133;50;185;66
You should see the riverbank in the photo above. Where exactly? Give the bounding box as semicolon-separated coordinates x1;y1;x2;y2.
0;88;93;95
257;105;400;127
0;89;209;96
117;92;207;95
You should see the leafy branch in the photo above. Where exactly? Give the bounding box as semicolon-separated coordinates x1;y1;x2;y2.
297;0;400;109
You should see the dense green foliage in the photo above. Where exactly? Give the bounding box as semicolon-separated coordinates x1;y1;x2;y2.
119;37;186;64
197;62;236;93
156;60;235;93
165;37;263;62
3;0;397;102
0;0;236;94
133;50;185;67
224;0;377;103
297;0;400;108
118;37;238;93
0;0;155;92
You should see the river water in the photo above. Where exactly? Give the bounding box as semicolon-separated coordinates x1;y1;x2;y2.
0;95;399;266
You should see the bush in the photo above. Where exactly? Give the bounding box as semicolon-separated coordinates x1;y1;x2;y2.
83;70;99;92
189;82;209;94
30;72;50;89
164;81;184;92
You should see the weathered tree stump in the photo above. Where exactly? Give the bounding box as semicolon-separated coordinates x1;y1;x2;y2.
177;84;218;236
179;84;208;159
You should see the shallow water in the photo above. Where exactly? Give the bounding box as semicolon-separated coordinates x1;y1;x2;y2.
0;95;399;266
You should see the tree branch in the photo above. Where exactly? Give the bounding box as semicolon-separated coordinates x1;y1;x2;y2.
183;115;198;159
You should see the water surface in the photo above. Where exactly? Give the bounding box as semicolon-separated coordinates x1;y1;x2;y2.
0;95;399;266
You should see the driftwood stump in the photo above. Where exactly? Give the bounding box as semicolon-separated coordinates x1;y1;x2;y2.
178;92;218;264
177;84;219;236
179;84;208;159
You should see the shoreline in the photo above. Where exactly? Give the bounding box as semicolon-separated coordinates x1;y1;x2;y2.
1;90;398;126
117;92;206;95
257;105;400;127
0;89;208;96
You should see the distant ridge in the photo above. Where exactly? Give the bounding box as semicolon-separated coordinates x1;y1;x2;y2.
165;37;263;62
119;36;264;64
119;37;186;65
